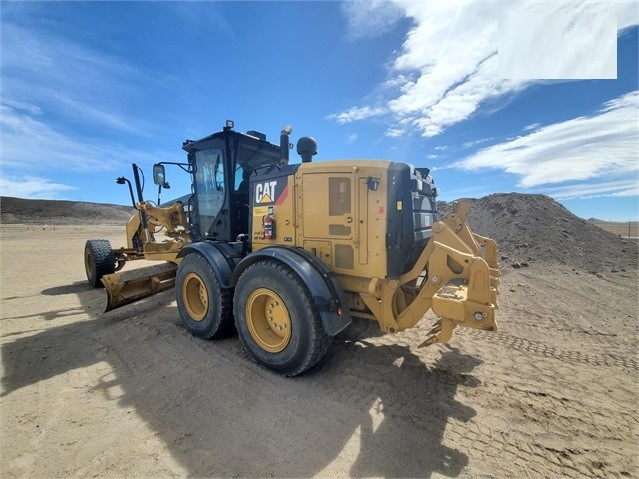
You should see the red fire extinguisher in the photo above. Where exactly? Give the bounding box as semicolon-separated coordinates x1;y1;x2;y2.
263;214;275;239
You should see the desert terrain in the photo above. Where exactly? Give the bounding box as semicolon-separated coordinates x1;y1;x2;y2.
1;194;637;478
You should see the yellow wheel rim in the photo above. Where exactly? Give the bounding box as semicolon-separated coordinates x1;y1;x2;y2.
85;249;93;277
182;272;208;321
246;288;291;353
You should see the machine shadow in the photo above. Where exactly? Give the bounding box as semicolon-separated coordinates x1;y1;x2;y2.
305;319;482;478
36;280;175;322
1;282;104;323
1;302;481;478
37;281;106;320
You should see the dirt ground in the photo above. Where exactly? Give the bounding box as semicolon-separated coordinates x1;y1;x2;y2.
1;223;638;478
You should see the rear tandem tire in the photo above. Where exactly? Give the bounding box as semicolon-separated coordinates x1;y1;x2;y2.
233;259;332;376
175;253;234;339
84;239;116;288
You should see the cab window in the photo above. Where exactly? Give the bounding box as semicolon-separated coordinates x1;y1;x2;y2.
194;148;225;233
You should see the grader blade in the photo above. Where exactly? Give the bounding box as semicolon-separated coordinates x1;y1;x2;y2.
102;262;177;312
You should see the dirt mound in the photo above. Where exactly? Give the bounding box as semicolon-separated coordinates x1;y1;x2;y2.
0;196;135;225
439;193;638;272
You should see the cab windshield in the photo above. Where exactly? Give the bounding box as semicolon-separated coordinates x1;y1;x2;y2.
235;138;281;171
232;137;282;192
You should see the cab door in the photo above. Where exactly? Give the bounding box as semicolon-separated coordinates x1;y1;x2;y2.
193;147;226;238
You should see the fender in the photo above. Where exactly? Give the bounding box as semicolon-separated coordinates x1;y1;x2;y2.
230;246;352;336
177;241;242;288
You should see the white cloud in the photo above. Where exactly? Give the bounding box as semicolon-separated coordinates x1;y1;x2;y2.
382;74;415;90
326;105;387;124
332;1;639;137
1;23;153;135
1;101;119;172
462;137;493;148
0;101;168;173
523;122;541;131
341;0;405;39
1;99;42;116
452;91;639;190
385;128;405;138
346;133;358;144
0;22;172;179
0;175;77;199
542;179;639;200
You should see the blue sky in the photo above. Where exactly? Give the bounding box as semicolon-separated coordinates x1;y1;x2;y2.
1;1;638;221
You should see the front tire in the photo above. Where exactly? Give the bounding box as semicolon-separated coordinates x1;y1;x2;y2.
84;239;115;287
175;253;234;339
233;259;331;376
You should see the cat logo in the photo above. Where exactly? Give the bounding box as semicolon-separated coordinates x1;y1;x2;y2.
255;180;277;204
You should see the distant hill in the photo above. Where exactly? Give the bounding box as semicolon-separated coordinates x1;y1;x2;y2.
587;218;638;238
0;197;135;225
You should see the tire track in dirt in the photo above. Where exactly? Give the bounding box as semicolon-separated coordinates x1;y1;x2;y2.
463;327;638;371
369;306;639;478
457;382;638;478
447;317;638;478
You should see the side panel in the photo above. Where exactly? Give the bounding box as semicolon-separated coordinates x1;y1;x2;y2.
301;174;354;240
297;162;389;280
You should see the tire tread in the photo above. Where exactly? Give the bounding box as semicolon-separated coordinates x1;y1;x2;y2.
85;239;115;287
176;253;234;339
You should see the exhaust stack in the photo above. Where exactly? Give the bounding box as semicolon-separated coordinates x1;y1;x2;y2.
280;125;293;165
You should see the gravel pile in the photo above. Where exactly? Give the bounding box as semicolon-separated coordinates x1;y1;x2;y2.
438;193;638;272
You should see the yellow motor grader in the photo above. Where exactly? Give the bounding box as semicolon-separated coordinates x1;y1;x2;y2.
84;121;500;376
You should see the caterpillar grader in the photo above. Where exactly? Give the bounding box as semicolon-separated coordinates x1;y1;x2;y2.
84;121;500;376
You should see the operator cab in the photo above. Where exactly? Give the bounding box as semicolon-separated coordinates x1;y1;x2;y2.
158;121;285;242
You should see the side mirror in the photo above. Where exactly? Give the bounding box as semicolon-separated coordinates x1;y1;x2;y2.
153;164;166;186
